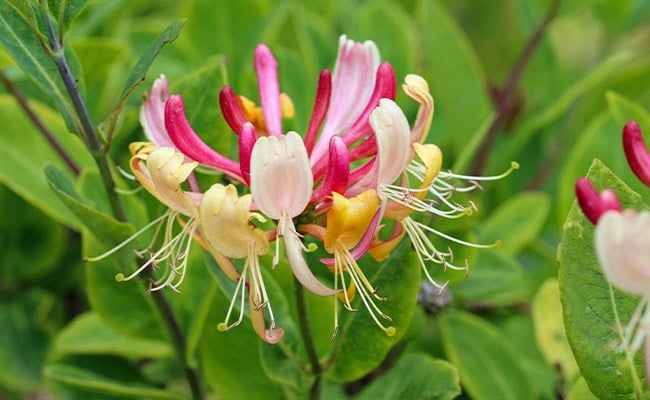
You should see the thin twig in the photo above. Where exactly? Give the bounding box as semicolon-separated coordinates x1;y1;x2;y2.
148;272;205;400
0;70;80;176
38;3;204;398
294;276;322;400
40;0;127;221
469;0;561;175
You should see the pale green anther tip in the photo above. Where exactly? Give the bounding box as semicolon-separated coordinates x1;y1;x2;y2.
464;208;474;216
511;161;520;170
385;327;396;336
115;273;125;282
217;323;228;332
305;243;318;253
494;239;503;248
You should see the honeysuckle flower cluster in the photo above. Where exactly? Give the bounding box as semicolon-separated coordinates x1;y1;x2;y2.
92;35;515;344
575;120;650;382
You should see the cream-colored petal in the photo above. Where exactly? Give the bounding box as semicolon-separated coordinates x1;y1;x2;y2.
250;131;313;219
147;147;199;218
595;210;650;295
371;99;412;186
402;74;434;144
282;218;337;296
199;184;269;259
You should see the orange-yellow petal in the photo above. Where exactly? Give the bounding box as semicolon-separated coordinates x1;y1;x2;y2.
324;190;379;252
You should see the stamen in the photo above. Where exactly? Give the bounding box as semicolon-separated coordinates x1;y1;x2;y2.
337;244;395;336
83;212;170;262
218;266;248;331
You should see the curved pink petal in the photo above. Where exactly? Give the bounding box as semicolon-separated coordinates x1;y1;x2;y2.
219;86;247;135
309;36;381;166
343;62;397;146
238;122;257;185
165;95;243;182
304;70;332;155
283;220;337;296
575;177;621;225
254;44;282;136
311;136;350;201
623;120;650;187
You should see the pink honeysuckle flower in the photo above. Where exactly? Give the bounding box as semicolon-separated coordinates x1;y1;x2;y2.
249;131;337;297
354;75;513;288
623;120;650;187
308;35;381;164
575;177;622;225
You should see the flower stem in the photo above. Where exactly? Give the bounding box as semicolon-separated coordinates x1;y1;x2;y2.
0;70;80;176
148;274;204;400
39;3;203;398
41;0;127;221
293;276;322;400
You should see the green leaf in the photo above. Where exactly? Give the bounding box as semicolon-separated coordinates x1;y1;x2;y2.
450;251;526;307
0;1;81;131
100;19;185;140
198;281;286;399
476;191;551;255
532;278;579;382
567;376;599;400
0;186;67;285
558;159;647;399
357;352;460;400
326;242;422;382
52;312;172;360
45;358;188;400
0;95;94;228
503;52;633;163
204;252;310;392
439;309;533;400
44;164;133;246
171;56;231;157
48;0;88;30
120;20;184;99
0;289;55;391
416;0;492;161
607;91;650;129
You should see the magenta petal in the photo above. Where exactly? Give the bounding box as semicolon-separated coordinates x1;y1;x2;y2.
575;177;621;224
304;70;332;155
165;95;243;182
254;44;282;136
238;122;256;185
623;120;650;187
311;137;350;201
219;86;247;134
344;63;397;146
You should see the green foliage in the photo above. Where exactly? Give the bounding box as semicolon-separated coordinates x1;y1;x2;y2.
439;309;533;400
558;159;648;399
1;0;649;398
